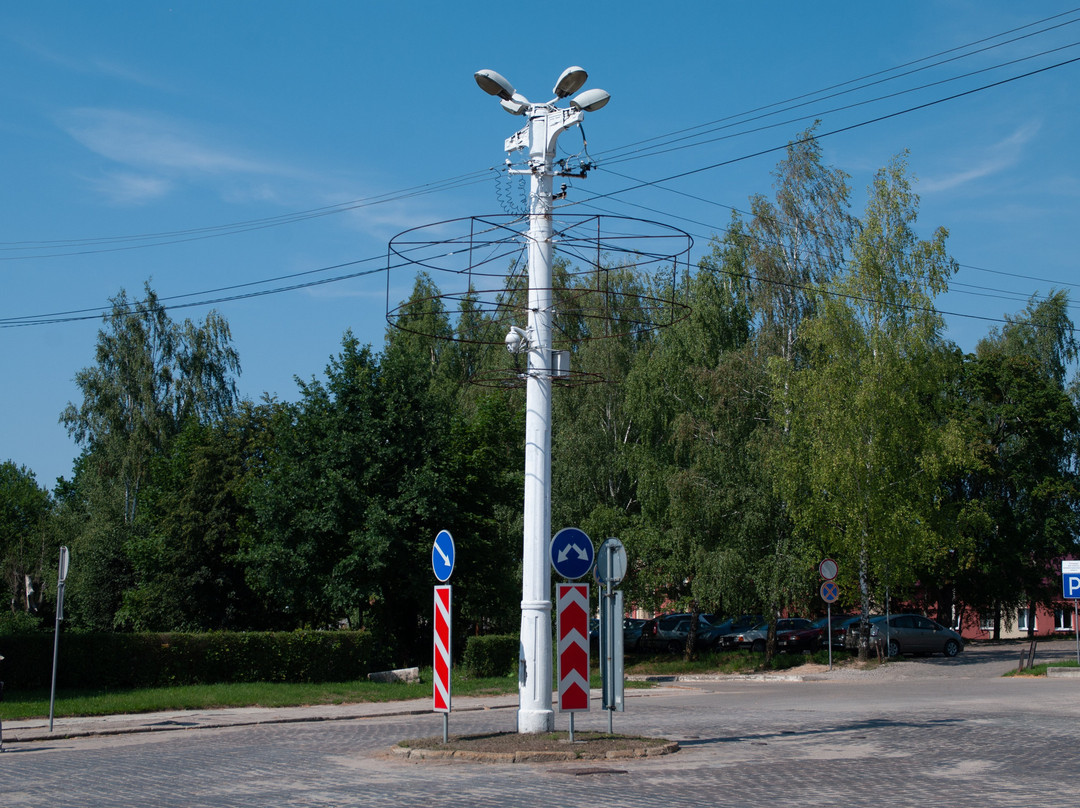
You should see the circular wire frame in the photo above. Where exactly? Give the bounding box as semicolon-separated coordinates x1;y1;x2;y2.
385;214;693;385
470;366;609;389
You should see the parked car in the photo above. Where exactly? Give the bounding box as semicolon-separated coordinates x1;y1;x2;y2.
833;615;867;650
640;613;716;653
667;617;731;651
869;613;964;657
719;618;813;653
776;614;853;654
707;614;765;642
590;617;647;652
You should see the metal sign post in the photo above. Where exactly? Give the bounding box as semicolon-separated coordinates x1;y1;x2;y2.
597;538;627;733
819;560;839;672
48;546;70;733
432;530;455;743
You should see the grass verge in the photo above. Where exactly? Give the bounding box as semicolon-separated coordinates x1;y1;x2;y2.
1;647;848;721
1004;659;1079;677
0;668;517;721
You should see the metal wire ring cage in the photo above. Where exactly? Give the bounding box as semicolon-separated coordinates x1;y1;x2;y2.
385;214;693;387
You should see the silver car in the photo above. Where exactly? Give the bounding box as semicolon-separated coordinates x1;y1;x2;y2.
869;613;964;657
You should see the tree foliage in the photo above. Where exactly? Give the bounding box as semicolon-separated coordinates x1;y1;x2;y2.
6;138;1075;664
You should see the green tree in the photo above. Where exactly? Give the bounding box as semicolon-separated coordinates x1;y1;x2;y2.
244;275;524;659
0;460;52;620
948;292;1080;636
116;404;273;631
57;282;241;629
777;154;962;659
621;240;762;634
740;129;856;657
60;283;240;524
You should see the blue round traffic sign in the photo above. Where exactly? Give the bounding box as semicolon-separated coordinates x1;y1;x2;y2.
432;529;455;582
820;580;840;604
550;527;594;580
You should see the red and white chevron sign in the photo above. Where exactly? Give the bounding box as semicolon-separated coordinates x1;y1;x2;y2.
557;583;590;712
433;585;452;713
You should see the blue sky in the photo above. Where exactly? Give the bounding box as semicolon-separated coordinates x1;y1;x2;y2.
2;2;1078;488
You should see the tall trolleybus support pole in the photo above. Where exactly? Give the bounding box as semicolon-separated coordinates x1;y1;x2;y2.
474;67;609;733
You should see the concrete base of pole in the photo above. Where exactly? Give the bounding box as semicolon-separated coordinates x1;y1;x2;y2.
517;708;555;733
518;599;554;733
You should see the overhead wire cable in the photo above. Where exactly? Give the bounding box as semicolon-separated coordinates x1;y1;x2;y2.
595;6;1080;162
572;54;1080;208
599;40;1080;168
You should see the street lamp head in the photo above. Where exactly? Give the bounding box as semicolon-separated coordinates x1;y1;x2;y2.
474;69;516;101
500;92;530;115
569;87;611;113
553;66;588;98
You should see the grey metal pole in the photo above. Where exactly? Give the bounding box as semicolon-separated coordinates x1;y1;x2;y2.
606;542;614;735
827;602;833;671
48;546;69;733
48;582;64;733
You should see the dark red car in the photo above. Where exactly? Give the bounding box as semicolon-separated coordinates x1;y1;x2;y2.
776;614;853;654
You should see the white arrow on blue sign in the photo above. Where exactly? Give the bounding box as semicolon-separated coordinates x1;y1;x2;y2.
550;527;594;580
432;529;455;582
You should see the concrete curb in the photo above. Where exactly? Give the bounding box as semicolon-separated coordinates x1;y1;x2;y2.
1047;667;1080;678
389;740;680;763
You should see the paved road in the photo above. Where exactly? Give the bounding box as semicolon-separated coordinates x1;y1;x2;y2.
2;641;1078;807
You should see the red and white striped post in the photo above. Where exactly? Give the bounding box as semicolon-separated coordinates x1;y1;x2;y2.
433;584;452;740
557;583;590;739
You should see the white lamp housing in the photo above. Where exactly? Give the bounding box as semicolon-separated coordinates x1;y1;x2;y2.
500;92;530;115
474;69;516;101
570;87;611;112
553;66;588;98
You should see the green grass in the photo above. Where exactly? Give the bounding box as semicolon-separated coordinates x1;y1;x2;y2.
0;668;518;721
1004;659;1080;677
1;648;849;721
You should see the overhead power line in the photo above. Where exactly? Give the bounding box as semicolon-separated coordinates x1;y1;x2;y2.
4;11;1078;329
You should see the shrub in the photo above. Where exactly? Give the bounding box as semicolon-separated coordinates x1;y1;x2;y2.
462;633;518;678
0;630;386;690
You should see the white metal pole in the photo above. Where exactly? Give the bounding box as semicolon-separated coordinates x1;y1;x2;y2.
518;107;556;734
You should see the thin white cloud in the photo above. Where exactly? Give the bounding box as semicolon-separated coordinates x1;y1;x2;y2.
12;34;170;90
57;107;320;205
921;122;1041;193
86;171;173;204
60;108;283;176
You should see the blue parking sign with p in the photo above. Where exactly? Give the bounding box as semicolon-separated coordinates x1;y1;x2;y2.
1064;574;1080;600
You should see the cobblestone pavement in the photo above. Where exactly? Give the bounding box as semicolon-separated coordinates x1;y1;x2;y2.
2;641;1078;807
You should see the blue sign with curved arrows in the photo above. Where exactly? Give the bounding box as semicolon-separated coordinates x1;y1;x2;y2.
432;529;455;582
550;527;594;580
